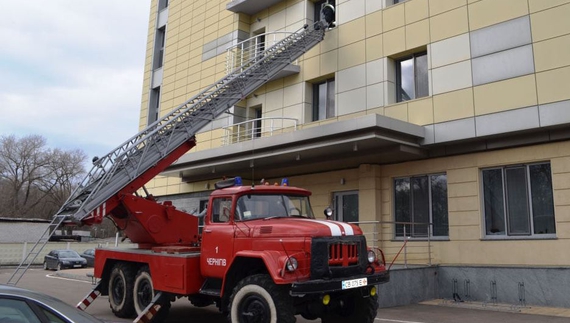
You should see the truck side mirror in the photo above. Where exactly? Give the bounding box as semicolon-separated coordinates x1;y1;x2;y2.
324;207;333;220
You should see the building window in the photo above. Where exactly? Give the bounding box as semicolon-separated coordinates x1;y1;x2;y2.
394;174;448;238
153;27;166;70
482;163;555;237
314;0;335;22
313;78;335;121
334;191;359;223
396;52;428;102
158;0;169;10
148;87;160;125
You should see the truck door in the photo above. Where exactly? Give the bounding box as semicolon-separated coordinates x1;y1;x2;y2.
200;197;235;278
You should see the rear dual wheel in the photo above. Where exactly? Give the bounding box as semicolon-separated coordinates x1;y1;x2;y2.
133;266;170;322
108;263;136;318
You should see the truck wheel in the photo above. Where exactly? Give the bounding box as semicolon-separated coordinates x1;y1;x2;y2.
133;266;170;322
321;293;378;323
108;263;136;318
229;274;295;323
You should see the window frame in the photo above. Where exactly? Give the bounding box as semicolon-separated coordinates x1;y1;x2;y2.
312;78;335;121
393;173;449;240
313;0;336;23
395;51;428;102
481;162;556;240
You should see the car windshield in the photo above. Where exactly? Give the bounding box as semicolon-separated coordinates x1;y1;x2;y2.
58;250;80;258
236;194;314;221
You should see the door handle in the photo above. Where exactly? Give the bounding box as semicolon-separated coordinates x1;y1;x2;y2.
204;229;212;233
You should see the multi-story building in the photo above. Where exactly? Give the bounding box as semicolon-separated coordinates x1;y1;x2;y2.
138;0;570;308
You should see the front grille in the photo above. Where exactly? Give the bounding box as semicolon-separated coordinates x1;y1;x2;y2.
329;242;359;266
311;236;367;279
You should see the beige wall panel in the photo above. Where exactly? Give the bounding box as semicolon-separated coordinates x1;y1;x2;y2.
269;1;288;16
407;97;434;125
384;102;408;121
283;82;304;107
383;3;405;31
474;75;537;115
536;66;570;104
429;0;466;16
265;89;284;112
338;41;365;70
365;9;383;37
430;33;470;69
468;0;529;31
405;19;430;50
448;181;479;198
430;7;468;42
433;88;475;123
405;0;428;24
450;211;481;227
552;156;570;174
451;225;482;241
448;167;478;183
383;27;406;57
320;50;338;75
432;60;472;95
556;205;570;223
553;173;570;190
286;1;305;27
531;4;570;42
448;196;479;213
529;0;570;13
304;56;320;80
339;17;366;48
321;27;338;54
555;188;570;206
534;34;570;72
366;34;383;61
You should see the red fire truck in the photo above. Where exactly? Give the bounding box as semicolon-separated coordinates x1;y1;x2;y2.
92;177;389;322
9;4;389;322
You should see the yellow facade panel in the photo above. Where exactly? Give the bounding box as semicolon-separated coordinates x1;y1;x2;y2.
534;34;570;72
366;34;383;62
433;88;475;123
383;27;406;57
530;3;570;42
338;42;365;70
405;19;430;50
405;0;429;24
536;66;570;104
429;7;469;43
384;102;408;121
407;97;434;125
528;0;570;13
365;10;383;38
473;75;538;116
429;0;466;16
338;17;365;48
468;0;528;31
321;28;339;54
382;3;405;32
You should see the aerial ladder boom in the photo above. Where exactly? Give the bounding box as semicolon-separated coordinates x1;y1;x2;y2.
7;11;334;285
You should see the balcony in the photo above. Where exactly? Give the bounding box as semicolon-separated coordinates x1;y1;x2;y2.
226;0;283;15
222;117;299;146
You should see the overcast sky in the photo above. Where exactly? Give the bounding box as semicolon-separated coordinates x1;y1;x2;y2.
0;1;151;163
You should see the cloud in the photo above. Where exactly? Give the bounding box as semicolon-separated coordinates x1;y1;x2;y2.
0;0;150;160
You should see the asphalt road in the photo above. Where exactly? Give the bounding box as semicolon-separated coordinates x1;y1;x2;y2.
1;267;568;323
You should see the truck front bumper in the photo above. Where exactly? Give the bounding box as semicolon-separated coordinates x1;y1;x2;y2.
290;271;390;295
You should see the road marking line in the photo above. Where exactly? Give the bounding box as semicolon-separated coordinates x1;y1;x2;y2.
45;274;93;284
376;319;426;323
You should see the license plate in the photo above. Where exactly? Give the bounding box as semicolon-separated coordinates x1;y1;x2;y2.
73;264;82;268
341;277;367;290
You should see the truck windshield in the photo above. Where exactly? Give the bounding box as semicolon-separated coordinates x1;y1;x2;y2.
236;194;314;221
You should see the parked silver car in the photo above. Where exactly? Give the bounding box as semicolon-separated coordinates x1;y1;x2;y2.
0;284;104;322
43;250;87;271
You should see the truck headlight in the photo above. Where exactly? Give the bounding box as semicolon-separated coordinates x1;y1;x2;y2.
367;250;376;264
286;257;298;272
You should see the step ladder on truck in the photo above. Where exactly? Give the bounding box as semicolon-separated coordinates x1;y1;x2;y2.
8;5;391;323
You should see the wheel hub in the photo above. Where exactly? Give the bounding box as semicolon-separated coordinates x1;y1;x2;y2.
239;295;271;323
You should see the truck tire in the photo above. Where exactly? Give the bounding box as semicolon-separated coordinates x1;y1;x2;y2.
133;266;170;323
229;274;295;323
321;293;378;323
108;263;136;318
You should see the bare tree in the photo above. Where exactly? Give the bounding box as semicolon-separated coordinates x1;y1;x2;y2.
0;134;87;219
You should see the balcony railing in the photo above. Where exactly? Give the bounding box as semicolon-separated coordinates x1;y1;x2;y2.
226;32;298;74
222;117;298;146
